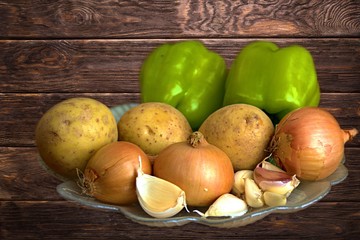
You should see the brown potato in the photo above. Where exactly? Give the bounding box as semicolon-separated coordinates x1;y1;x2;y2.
117;102;192;156
199;104;274;171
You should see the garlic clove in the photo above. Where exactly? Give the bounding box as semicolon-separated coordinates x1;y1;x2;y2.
244;178;264;208
263;191;287;207
195;193;248;218
232;170;253;197
260;160;285;172
136;156;189;218
254;161;300;197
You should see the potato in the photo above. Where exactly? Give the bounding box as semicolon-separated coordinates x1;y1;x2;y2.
117;102;192;156
199;104;274;171
35;97;118;179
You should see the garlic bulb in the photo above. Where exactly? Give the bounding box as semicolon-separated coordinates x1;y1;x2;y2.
232;170;253;197
244;178;264;208
136;156;189;218
253;160;300;197
194;193;248;218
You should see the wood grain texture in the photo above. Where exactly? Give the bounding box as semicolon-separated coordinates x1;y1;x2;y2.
0;201;360;239
1;39;359;93
0;0;180;39
1;0;359;238
0;0;359;39
0;147;62;200
179;0;360;37
1;201;359;239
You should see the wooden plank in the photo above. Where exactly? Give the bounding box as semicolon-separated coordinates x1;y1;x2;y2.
0;0;359;39
1;39;359;93
1;93;359;147
0;148;359;202
1;1;359;239
0;147;62;200
328;147;360;202
1;200;359;239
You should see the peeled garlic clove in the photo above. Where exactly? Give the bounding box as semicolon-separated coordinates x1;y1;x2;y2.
195;193;248;218
244;178;264;208
263;191;287;207
254;161;300;197
136;157;188;218
232;170;253;197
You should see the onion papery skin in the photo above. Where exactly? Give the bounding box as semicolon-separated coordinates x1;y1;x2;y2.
271;107;357;181
153;132;234;207
82;141;152;205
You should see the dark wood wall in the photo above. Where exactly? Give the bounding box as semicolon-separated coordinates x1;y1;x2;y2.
1;1;359;239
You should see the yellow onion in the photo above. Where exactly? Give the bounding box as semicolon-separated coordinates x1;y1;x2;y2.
270;107;358;181
153;131;234;207
79;141;152;205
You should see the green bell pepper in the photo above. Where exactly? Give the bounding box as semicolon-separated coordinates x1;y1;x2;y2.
223;41;320;122
140;41;227;130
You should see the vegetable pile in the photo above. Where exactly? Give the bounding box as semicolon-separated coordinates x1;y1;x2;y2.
35;40;358;219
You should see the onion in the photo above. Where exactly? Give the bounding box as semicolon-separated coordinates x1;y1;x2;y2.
270;107;358;181
79;141;152;205
153;131;234;207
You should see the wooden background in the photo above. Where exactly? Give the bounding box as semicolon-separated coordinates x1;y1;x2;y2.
1;0;359;239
